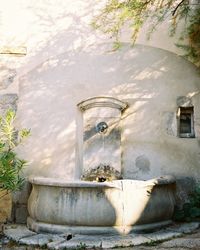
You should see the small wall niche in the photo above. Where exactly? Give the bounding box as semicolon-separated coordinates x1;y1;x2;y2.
77;97;128;179
178;107;195;138
176;96;195;138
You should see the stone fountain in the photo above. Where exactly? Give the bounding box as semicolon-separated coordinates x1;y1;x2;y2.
27;97;176;235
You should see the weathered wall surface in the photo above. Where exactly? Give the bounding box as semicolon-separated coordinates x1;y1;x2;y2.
0;1;199;222
0;0;184;76
17;44;200;181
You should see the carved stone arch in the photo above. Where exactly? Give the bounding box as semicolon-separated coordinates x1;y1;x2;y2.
77;96;128;112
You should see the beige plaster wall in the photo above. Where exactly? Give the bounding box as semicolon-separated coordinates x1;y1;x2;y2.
0;0;184;78
16;43;200;182
0;1;198;180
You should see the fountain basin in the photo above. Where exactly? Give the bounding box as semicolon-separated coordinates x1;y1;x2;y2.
27;176;176;235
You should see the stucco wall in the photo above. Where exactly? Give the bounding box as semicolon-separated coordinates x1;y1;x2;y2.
0;0;184;78
16;44;200;181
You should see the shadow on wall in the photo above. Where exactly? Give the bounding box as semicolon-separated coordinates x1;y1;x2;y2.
16;43;200;179
1;1;107;72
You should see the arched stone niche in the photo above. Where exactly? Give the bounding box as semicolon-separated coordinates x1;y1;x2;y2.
77;97;128;180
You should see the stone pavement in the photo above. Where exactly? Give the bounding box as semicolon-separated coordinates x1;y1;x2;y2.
1;222;200;249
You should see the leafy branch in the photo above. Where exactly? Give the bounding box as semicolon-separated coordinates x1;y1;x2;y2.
0;110;30;193
92;0;200;67
172;0;186;16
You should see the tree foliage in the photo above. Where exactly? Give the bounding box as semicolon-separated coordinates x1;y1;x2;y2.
92;0;200;66
0;110;30;194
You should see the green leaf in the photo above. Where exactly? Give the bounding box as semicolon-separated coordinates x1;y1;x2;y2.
0;109;30;194
113;41;122;50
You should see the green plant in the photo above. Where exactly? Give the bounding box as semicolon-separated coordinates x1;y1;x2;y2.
75;242;87;250
173;184;200;221
0;109;30;195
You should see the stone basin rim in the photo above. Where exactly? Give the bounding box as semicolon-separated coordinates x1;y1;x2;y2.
28;175;175;188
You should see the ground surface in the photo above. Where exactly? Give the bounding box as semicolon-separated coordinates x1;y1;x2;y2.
1;223;200;249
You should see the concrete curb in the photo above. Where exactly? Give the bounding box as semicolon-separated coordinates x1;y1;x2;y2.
3;222;200;249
